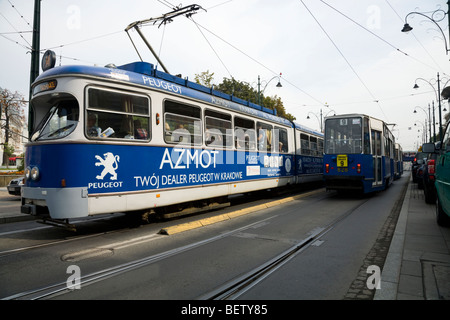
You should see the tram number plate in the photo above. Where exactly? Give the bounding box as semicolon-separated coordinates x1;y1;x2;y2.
337;155;348;167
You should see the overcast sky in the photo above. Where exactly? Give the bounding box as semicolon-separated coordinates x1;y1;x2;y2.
1;0;450;151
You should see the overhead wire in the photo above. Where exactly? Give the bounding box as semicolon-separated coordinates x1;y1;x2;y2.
133;1;325;105
319;0;447;75
0;31;31;35
188;19;325;106
384;0;445;74
0;11;31;48
130;2;235;80
7;0;31;29
319;0;409;56
207;0;234;10
300;0;388;121
155;23;167;69
189;16;234;79
0;32;30;50
161;0;178;10
41;30;123;51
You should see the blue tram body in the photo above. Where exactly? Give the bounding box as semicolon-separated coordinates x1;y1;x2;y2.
323;114;396;194
394;143;403;180
22;57;324;221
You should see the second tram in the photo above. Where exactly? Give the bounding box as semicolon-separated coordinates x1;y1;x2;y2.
323;114;395;193
394;143;403;180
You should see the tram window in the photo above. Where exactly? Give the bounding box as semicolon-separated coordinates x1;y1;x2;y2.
257;122;273;152
234;117;256;150
205;109;232;148
383;130;391;157
318;138;324;155
310;137;318;156
372;130;382;155
31;98;79;141
300;134;310;155
363;118;370;154
87;111;149;140
273;127;289;153
88;88;149;115
86;88;150;141
164;100;202;145
324;117;362;154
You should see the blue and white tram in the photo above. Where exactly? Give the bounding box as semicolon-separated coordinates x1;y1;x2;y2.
22;54;323;224
323;114;395;193
394;143;403;180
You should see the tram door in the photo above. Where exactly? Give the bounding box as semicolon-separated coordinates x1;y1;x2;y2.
371;130;383;187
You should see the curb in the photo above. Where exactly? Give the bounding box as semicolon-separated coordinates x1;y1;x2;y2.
158;189;321;235
373;180;411;300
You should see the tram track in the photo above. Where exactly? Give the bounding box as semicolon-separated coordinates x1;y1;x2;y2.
198;196;371;300
3;188;370;300
0;228;124;259
0;185;324;259
0;214;137;258
3;216;280;300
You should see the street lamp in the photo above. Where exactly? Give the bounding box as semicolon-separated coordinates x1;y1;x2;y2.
306;108;335;132
257;74;282;106
413;74;450;141
306;112;321;131
401;3;450;55
414;120;427;143
413;106;431;142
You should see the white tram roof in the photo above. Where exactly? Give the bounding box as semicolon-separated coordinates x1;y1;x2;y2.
33;61;323;137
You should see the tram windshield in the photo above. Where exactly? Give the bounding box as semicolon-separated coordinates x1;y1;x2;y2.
31;98;79;141
325;117;362;154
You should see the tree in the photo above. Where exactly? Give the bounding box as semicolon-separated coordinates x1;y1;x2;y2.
194;70;215;88
2;143;14;168
195;71;296;121
0;88;27;166
217;76;295;121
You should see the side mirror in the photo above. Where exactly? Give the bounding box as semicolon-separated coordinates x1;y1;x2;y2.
417;159;424;165
422;143;435;153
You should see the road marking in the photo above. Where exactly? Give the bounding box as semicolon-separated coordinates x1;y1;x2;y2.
159;188;324;235
311;240;324;247
61;248;114;262
60;233;166;261
105;233;166;250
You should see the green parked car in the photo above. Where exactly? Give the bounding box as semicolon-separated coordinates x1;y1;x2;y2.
423;122;450;226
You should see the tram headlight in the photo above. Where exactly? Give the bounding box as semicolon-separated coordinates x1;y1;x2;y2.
30;166;40;181
25;167;31;180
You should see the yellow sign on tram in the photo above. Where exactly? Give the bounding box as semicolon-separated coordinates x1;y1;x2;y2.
337;155;348;167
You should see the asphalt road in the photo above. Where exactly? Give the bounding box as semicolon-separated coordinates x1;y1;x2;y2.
0;176;409;301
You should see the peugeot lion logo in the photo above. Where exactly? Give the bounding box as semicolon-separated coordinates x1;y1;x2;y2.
95;152;120;180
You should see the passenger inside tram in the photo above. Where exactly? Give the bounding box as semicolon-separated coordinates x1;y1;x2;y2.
87;113;101;137
134;119;148;139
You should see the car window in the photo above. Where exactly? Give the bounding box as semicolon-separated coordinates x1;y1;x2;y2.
415;152;427;160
